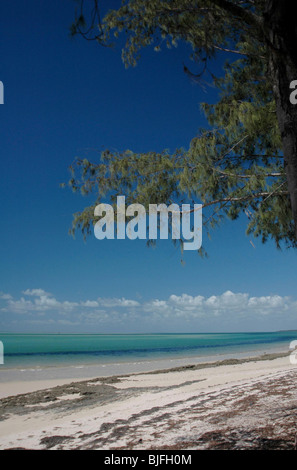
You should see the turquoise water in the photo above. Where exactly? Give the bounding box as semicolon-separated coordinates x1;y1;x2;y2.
0;331;295;370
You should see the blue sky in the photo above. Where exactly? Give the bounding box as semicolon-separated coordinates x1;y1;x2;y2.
0;0;297;333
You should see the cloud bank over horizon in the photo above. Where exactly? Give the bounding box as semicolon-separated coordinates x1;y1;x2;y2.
0;288;296;333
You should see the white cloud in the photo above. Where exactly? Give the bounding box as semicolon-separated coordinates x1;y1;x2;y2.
3;290;79;314
22;288;52;297
248;295;286;308
81;300;100;308
150;300;168;308
169;294;205;307
0;292;12;300
0;290;141;319
144;290;297;322
97;297;140;308
6;297;34;314
35;295;60;308
2;289;297;329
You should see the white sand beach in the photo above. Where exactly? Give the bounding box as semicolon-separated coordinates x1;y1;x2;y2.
0;353;297;450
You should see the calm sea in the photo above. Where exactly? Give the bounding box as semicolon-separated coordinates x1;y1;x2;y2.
0;332;295;373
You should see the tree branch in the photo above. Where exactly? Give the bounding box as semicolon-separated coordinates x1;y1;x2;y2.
210;0;263;31
195;190;289;212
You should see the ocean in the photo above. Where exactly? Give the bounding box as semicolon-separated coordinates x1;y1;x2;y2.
0;331;295;382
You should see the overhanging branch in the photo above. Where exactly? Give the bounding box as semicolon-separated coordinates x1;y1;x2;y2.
210;0;263;31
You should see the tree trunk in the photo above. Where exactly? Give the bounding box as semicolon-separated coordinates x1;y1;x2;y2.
265;0;297;238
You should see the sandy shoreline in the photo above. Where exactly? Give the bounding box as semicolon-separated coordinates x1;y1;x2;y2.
0;346;289;399
1;352;297;450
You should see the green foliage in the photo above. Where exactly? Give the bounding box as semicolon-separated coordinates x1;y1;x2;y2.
66;0;296;251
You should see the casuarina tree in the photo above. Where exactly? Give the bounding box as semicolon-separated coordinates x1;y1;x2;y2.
66;0;297;251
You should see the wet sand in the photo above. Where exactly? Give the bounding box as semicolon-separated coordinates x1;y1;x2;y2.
0;353;296;450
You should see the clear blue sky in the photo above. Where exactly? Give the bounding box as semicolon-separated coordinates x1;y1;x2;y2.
1;0;297;333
